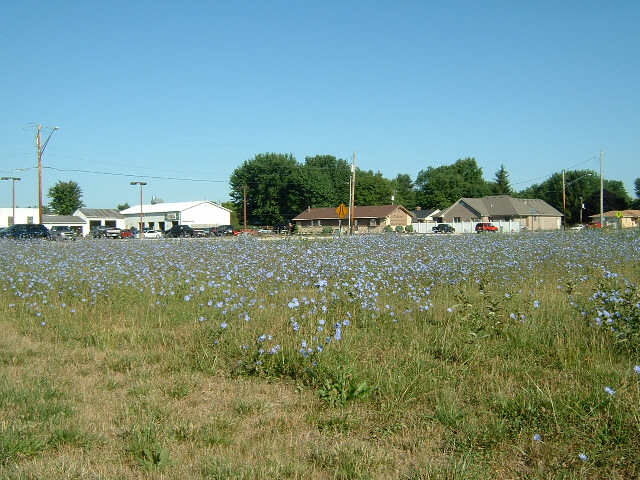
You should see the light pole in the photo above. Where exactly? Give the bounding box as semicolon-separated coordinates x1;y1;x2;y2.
37;125;59;224
1;177;21;225
562;172;592;229
130;182;147;239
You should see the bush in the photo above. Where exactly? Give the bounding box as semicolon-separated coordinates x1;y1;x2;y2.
405;225;413;233
321;227;334;235
383;225;393;233
395;226;404;233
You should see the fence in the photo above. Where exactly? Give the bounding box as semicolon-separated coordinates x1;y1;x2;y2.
413;221;523;234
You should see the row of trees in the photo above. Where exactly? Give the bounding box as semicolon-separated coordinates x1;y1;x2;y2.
43;155;639;227
230;153;640;226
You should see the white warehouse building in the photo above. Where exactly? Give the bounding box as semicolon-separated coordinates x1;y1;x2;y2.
120;201;231;231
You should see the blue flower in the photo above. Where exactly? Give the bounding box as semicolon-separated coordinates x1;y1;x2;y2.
220;321;227;329
533;434;542;441
634;365;640;374
604;386;615;396
184;295;191;301
579;453;588;461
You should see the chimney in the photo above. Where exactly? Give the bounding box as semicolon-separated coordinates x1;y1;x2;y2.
416;206;422;211
307;206;310;212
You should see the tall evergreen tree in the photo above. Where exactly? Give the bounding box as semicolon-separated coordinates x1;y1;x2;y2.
491;164;512;195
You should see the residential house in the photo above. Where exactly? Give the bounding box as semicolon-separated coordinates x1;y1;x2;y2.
120;201;231;231
589;210;640;228
439;195;562;232
293;205;414;234
410;207;441;234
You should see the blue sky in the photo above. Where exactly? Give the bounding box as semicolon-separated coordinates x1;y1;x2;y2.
1;1;638;209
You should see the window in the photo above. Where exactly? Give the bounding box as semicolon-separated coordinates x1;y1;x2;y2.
369;219;377;227
454;217;461;223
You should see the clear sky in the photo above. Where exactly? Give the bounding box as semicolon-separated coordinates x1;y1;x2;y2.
1;1;638;209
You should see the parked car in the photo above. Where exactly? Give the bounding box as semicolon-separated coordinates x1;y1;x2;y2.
120;229;134;239
274;222;294;234
570;224;586;231
475;222;498;233
214;225;235;236
143;229;164;239
50;225;79;239
167;225;195;238
432;223;455;234
585;221;602;228
0;223;50;239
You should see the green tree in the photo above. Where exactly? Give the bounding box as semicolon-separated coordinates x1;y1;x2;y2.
47;180;85;215
415;158;489;209
229;153;304;225
300;155;351;208
490;164;512;195
517;170;632;224
632;178;640;208
390;173;416;209
221;201;239;227
117;202;130;211
355;170;393;206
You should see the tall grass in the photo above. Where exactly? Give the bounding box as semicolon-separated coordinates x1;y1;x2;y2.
0;230;639;478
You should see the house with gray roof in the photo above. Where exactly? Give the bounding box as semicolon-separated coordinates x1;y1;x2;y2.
440;195;562;231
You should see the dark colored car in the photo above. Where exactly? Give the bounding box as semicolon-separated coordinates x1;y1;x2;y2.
432;223;455;234
50;225;79;239
214;225;235;236
168;225;195;238
475;222;498;233
0;223;50;239
274;222;294;234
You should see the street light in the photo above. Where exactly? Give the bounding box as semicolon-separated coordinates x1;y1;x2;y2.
130;182;147;239
37;125;60;224
562;171;592;229
1;177;21;225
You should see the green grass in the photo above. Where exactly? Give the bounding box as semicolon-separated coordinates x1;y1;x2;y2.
0;232;639;478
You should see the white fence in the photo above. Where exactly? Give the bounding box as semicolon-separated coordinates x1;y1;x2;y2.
413;221;523;234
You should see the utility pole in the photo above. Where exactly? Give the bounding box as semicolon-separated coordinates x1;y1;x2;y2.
243;185;248;229
36;125;59;224
562;170;566;230
349;151;356;234
600;150;604;227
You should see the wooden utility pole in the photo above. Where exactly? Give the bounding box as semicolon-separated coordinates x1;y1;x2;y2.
349;151;356;233
243;185;248;229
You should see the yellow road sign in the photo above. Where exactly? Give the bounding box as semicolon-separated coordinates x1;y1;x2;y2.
336;203;348;219
616;211;623;219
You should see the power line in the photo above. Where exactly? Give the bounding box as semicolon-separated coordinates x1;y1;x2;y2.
43;166;228;183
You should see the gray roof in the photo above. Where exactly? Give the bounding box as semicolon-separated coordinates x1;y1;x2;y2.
77;208;124;219
293;205;414;221
451;196;562;217
411;208;439;220
43;215;85;224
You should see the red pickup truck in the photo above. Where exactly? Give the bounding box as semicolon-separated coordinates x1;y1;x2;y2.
475;222;498;233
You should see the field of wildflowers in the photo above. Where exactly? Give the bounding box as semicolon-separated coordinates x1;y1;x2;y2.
1;230;639;479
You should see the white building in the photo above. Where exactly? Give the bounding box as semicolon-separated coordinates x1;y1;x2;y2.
0;207;39;227
74;208;126;236
120;201;231;231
